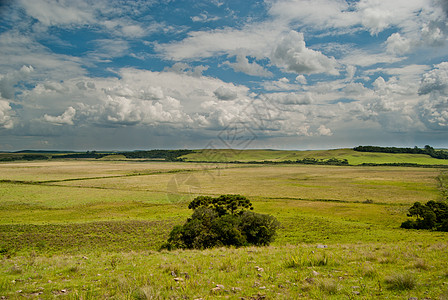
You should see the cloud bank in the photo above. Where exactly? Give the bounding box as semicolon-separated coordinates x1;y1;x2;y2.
0;0;447;150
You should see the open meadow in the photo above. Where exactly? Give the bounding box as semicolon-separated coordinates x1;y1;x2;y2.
1;155;448;299
182;148;448;166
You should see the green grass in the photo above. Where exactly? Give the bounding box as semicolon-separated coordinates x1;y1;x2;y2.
43;165;441;204
182;148;448;165
0;243;447;299
0;159;448;299
385;273;417;290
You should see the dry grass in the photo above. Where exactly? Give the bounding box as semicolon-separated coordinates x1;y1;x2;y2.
183;148;448;165
0;159;448;299
37;164;441;205
0;160;211;182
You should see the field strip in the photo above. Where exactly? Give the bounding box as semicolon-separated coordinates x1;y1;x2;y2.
0;163;262;185
0;167;214;185
252;196;410;206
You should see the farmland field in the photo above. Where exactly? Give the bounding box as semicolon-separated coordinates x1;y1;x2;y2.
183;148;448;165
0;155;448;299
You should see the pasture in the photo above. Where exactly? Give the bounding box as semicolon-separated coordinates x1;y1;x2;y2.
0;157;447;299
183;148;448;165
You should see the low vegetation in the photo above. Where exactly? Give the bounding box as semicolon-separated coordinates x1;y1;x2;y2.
182;148;448;166
385;273;417;291
0;152;447;299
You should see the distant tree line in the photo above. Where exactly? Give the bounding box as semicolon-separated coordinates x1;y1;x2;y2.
56;151;105;159
120;149;193;161
0;149;194;161
264;158;349;165
0;154;50;162
58;149;193;161
354;145;448;159
195;158;350;166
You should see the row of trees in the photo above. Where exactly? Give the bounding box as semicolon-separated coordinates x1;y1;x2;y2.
120;149;193;161
354;145;448;159
58;149;194;161
1;150;194;161
251;158;349;166
0;154;50;161
57;151;105;159
195;157;350;166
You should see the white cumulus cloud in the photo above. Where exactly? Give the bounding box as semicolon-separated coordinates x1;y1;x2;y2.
271;31;339;75
44;106;76;125
214;86;238;101
264;92;313;105
223;54;273;77
0;65;34;99
386;33;413;55
317;124;333;136
0;99;14;129
418;62;448;129
419;62;448;95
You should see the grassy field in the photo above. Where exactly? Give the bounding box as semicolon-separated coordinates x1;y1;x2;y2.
0;156;448;299
182;148;448;165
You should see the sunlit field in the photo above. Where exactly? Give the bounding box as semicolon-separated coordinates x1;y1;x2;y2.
1;158;447;299
183;148;448;165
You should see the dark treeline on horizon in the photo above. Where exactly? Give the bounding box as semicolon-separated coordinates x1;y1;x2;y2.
354;145;448;160
0;150;194;162
57;149;194;161
120;149;193;161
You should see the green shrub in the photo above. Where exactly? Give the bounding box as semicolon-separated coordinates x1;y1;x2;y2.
162;195;279;250
400;220;416;229
239;211;279;246
212;214;246;247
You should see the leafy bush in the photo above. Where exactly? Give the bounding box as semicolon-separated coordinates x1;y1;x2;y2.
401;200;448;231
162;195;279;250
188;194;253;216
239;211;279;246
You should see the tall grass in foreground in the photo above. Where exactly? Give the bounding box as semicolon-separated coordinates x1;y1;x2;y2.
284;251;337;268
1;243;446;299
385;273;417;290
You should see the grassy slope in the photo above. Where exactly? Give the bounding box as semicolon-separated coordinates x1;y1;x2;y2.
0;160;447;299
182;148;448;165
1;243;447;299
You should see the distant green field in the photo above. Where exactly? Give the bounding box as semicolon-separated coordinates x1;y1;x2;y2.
182;148;448;165
0;159;447;299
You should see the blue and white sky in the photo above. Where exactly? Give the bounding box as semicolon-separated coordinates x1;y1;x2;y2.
0;0;448;151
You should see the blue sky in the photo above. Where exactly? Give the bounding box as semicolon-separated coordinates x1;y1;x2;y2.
0;0;448;151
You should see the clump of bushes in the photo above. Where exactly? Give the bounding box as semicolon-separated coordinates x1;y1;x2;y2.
401;200;448;231
161;195;280;250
